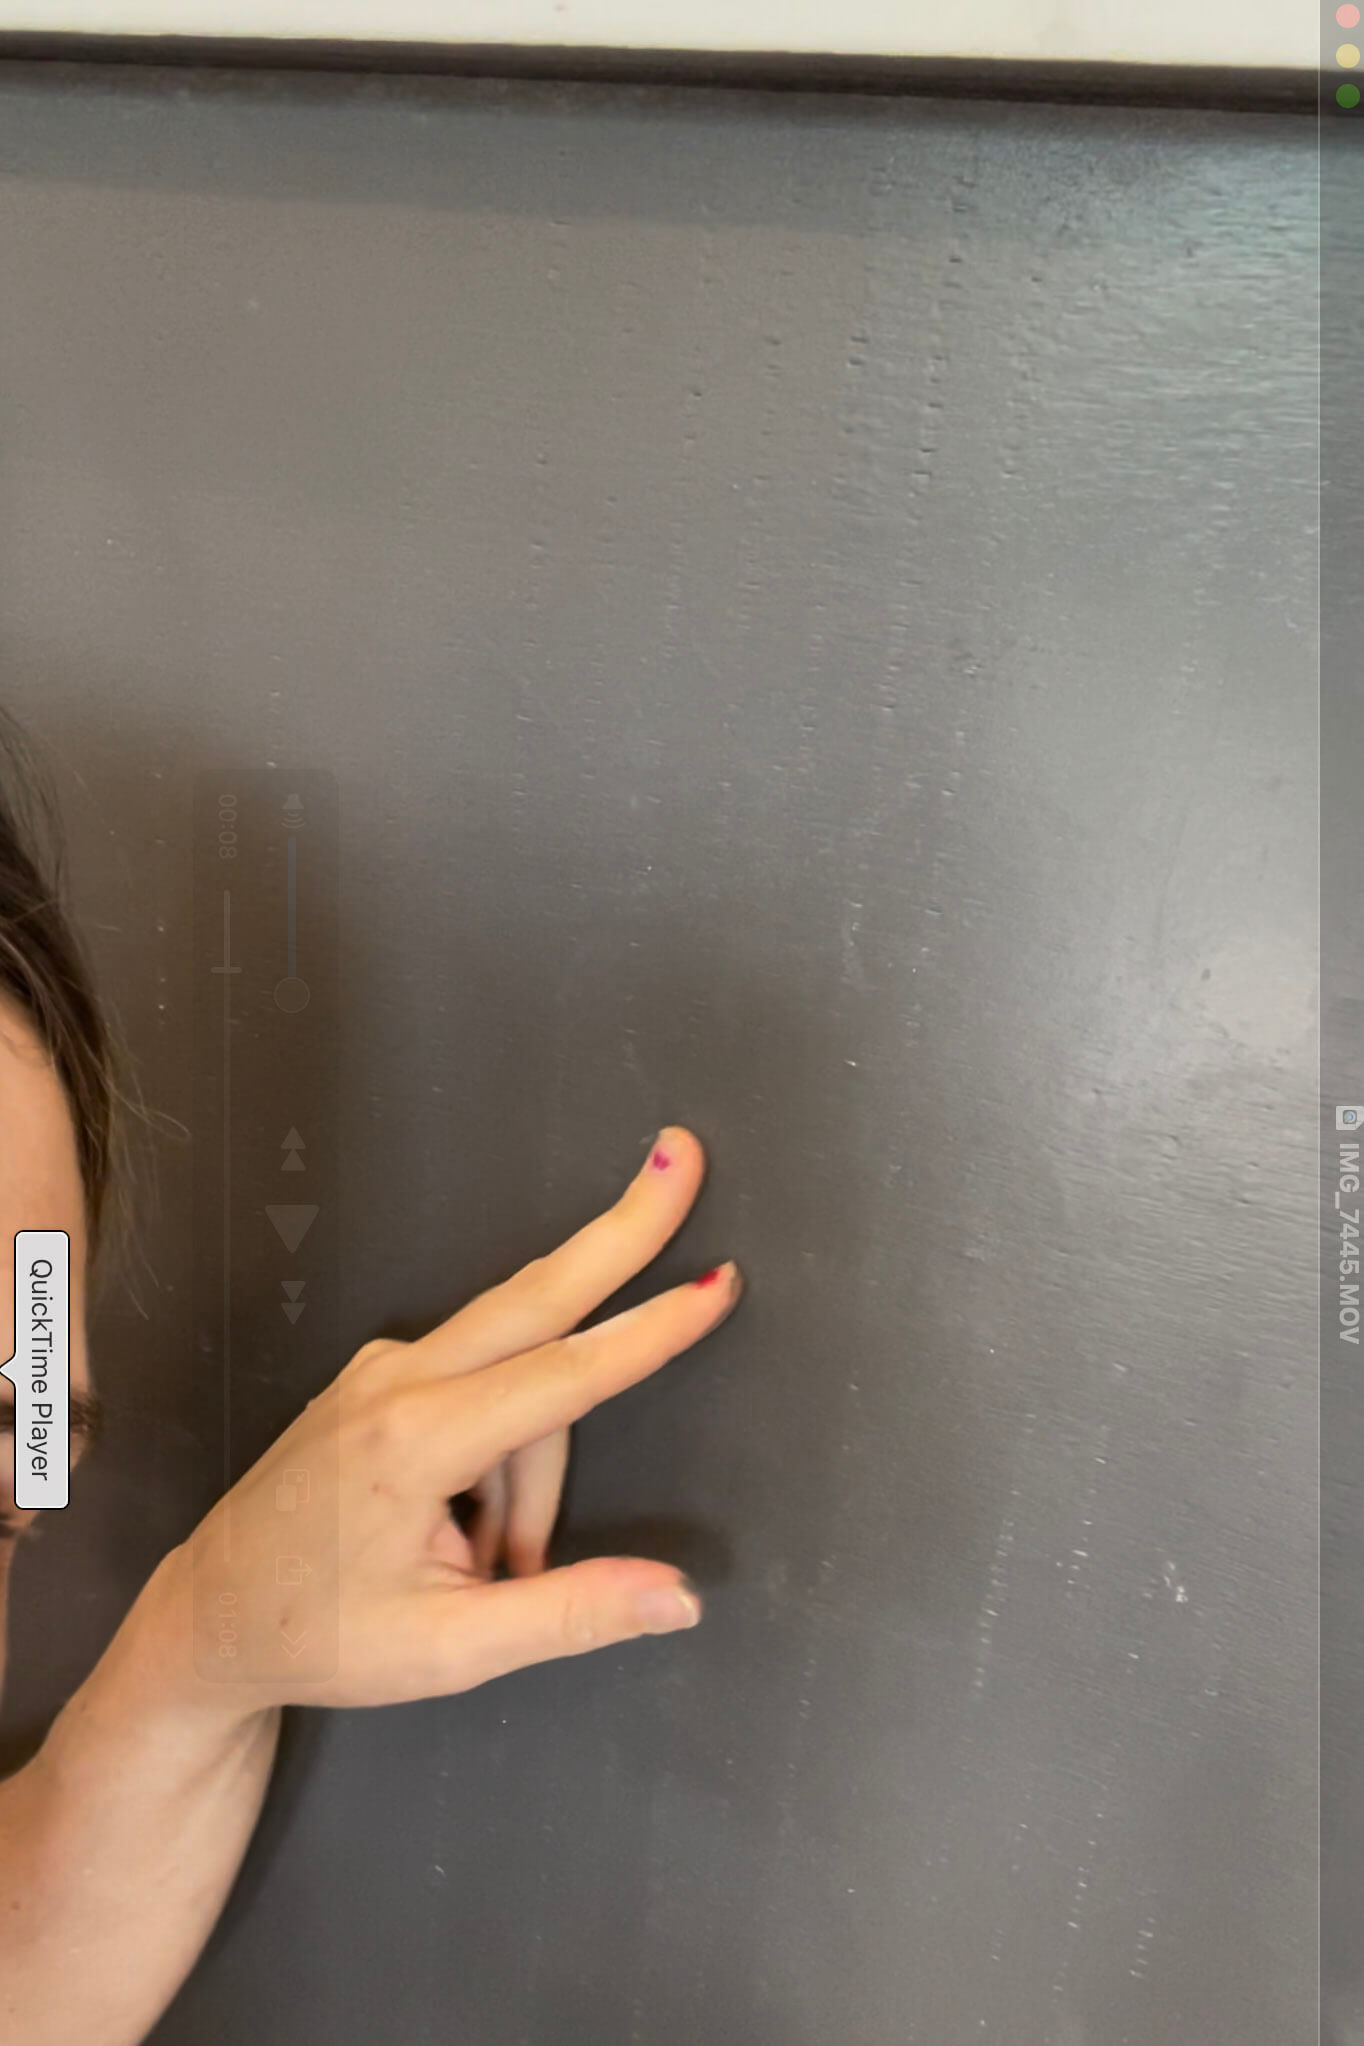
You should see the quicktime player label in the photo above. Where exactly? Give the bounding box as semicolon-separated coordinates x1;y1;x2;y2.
0;1230;70;1508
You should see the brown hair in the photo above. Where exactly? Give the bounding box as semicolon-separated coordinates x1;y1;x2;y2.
0;706;134;1281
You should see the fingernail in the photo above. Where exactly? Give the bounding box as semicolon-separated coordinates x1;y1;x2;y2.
637;1580;702;1633
647;1130;674;1172
694;1261;733;1289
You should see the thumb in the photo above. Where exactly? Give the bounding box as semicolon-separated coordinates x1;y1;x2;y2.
440;1556;703;1691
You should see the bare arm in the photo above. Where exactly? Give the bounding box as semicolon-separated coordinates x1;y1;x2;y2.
0;1545;280;2046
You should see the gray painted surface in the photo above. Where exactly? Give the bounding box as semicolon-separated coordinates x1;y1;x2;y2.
0;66;1316;2046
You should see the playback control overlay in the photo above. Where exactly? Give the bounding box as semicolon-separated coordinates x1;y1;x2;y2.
192;770;340;1686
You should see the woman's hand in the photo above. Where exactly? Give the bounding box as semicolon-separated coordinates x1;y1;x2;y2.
1;1129;737;2046
158;1125;740;1716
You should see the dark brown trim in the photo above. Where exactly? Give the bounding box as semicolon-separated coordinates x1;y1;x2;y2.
0;34;1317;111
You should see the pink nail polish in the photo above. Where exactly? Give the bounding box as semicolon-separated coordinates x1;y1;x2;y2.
649;1147;672;1171
694;1264;724;1288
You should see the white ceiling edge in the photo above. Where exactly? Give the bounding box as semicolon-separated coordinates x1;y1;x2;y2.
0;0;1318;68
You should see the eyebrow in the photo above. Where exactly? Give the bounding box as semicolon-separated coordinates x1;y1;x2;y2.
0;1387;106;1449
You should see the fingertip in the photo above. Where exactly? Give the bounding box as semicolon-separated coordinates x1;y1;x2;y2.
636;1575;703;1634
693;1259;743;1314
642;1124;705;1179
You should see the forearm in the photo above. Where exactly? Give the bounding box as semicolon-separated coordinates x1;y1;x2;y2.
0;1545;281;2046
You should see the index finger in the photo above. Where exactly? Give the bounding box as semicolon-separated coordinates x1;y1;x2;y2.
412;1125;708;1378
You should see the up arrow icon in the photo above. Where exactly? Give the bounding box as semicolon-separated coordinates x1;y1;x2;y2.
281;1127;305;1173
266;1204;319;1254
